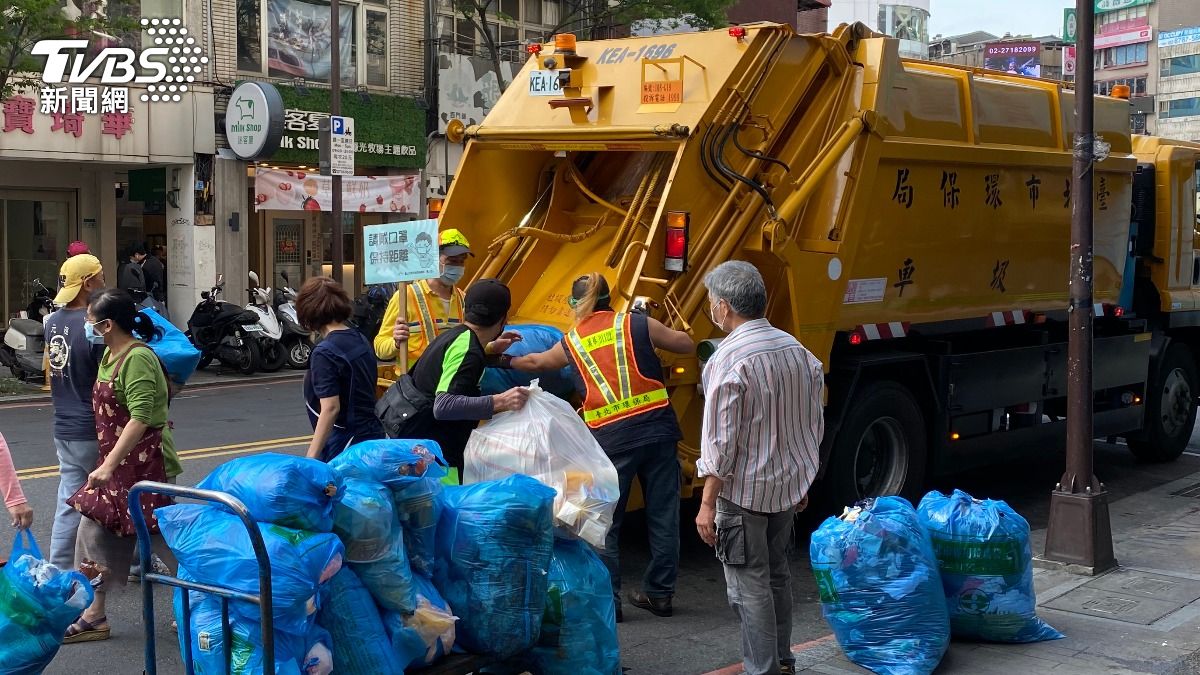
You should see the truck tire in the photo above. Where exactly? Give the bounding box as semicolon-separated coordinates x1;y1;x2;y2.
1128;344;1197;463
825;381;928;510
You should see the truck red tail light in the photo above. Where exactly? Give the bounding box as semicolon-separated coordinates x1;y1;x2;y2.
665;211;689;272
526;43;543;55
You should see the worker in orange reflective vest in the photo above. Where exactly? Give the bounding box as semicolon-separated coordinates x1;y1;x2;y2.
512;273;693;622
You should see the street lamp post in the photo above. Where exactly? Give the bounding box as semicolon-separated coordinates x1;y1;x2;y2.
1043;0;1116;574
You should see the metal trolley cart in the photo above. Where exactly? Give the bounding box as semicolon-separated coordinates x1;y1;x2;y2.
130;480;275;675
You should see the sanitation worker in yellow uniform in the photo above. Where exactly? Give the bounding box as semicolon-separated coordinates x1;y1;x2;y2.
511;273;694;623
374;229;472;364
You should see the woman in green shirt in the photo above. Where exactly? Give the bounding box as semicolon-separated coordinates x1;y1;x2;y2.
64;289;176;644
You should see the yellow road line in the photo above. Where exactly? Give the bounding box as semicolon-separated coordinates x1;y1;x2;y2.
15;435;312;479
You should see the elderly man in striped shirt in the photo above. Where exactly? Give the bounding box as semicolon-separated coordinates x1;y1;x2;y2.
695;260;824;675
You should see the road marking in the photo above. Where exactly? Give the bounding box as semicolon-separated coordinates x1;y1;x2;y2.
14;435;312;479
703;634;837;675
1185;451;1200;458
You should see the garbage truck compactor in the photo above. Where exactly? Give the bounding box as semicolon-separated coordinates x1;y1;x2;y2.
436;23;1200;508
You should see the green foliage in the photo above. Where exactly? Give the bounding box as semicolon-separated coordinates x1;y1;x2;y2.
0;0;135;100
271;84;426;169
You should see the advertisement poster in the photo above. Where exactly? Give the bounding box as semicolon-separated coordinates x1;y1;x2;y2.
253;168;420;214
362;219;440;285
437;52;518;133
266;0;355;83
983;42;1042;77
1064;46;1077;77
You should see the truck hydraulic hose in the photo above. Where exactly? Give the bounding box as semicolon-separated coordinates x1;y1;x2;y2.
732;125;791;174
712;121;780;220
700;123;734;190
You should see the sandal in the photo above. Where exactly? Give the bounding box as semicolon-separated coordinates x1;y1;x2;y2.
63;616;110;644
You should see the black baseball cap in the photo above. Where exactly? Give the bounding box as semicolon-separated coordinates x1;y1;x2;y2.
464;278;511;326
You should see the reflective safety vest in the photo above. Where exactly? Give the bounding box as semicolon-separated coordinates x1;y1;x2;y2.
408;281;465;346
564;311;670;429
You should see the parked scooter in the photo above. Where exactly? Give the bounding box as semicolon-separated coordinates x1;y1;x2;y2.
0;279;51;381
246;271;287;372
185;274;264;375
273;271;312;369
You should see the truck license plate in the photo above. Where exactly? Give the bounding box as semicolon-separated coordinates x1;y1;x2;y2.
529;69;565;96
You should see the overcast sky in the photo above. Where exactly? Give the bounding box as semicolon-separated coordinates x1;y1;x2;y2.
929;0;1067;40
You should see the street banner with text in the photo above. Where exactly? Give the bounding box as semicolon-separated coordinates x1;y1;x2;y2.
362;219;440;284
253;168;419;213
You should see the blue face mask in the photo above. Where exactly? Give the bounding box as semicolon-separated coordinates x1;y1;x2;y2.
83;321;107;345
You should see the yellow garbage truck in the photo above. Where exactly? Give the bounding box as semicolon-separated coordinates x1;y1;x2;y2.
434;22;1200;508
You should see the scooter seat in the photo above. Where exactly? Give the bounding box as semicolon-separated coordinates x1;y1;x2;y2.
10;318;44;337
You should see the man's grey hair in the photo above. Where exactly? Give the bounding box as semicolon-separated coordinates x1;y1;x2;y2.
704;261;767;319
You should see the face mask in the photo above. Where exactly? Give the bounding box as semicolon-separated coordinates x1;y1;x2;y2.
440;265;466;286
84;321;107;345
710;301;727;332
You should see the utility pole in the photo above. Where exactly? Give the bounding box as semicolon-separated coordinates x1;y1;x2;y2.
1043;0;1116;574
330;0;344;283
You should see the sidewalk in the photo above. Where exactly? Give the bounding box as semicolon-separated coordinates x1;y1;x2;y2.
783;472;1200;675
0;365;304;404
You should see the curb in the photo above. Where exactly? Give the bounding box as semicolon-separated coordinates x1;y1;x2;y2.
0;370;305;406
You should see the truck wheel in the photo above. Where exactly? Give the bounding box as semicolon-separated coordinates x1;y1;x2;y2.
1129;344;1197;463
826;381;927;510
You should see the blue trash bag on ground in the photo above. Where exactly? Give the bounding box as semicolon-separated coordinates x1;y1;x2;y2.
480;324;575;399
159;504;344;635
349;512;416;614
527;539;621;675
316;567;404;674
329;439;447;487
381;610;430;669
333;478;396;563
197;453;343;533
142;306;202;385
434;474;556;659
397;574;456;668
917;489;1064;643
392;477;442;576
174;577;334;675
0;530;94;675
810;496;950;675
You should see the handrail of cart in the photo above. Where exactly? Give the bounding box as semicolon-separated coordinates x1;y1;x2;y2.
129;480;275;675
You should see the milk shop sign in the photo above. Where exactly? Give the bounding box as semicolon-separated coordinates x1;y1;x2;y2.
225;81;285;160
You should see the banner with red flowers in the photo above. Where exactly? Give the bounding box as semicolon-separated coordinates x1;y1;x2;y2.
253;168;421;214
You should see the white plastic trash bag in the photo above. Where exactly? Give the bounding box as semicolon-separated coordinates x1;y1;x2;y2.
465;380;619;548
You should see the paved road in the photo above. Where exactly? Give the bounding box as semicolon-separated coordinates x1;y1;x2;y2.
1;380;1198;674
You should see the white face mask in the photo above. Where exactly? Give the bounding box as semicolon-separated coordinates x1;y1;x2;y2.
440;265;466;286
710;300;728;332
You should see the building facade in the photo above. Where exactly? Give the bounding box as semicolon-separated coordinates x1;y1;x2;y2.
1157;26;1200;140
928;33;1069;82
828;0;930;58
0;0;218;324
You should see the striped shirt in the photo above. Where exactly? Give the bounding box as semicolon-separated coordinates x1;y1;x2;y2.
697;319;824;513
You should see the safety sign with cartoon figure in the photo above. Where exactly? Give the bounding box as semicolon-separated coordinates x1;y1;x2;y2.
362;218;440;285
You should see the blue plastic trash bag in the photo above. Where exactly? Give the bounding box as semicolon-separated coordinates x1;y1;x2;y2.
0;530;94;675
159;504;344;635
329;439;447;487
142;306;202;385
381;611;430;670
316;567;404;674
198;453;343;533
434;474;556;658
334;478;396;563
810;497;950;675
392;478;442;576
480;324;575;399
175;577;334;675
528;539;621;675
917;490;1064;643
349;512;416;614
400;574;456;668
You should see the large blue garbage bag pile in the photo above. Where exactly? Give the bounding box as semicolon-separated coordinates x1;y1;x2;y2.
479;324;576;400
434;474;557;658
917;489;1063;643
810;496;950;675
167;444;615;672
526;539;622;675
0;531;94;675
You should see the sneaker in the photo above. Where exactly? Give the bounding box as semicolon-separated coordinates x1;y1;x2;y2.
628;590;673;618
780;664;797;675
128;554;170;582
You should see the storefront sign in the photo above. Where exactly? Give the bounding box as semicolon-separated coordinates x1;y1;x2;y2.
1160;27;1200;47
328;115;355;176
253;168;420;214
1064;9;1077;45
1096;0;1153;13
362;219;440;285
225;81;285;160
1095;28;1153;49
272;88;424;169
